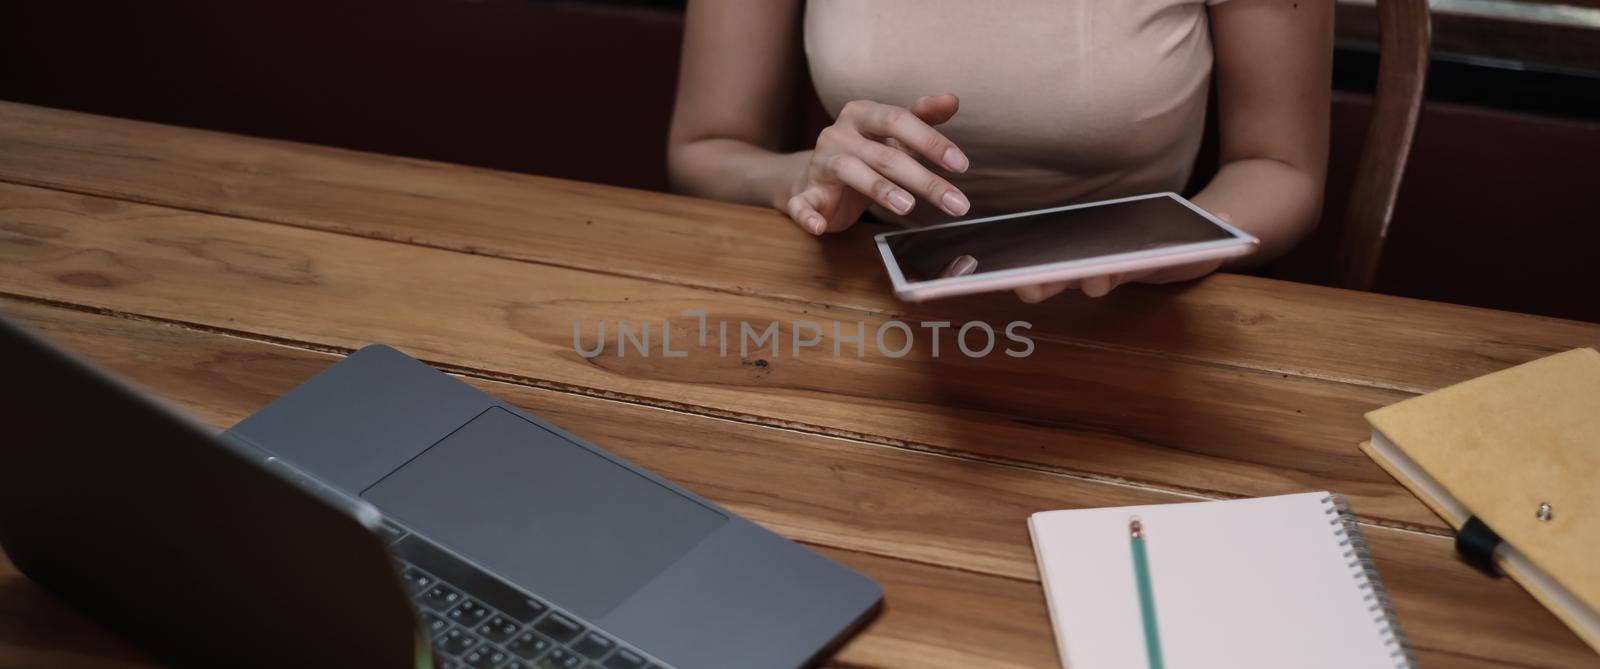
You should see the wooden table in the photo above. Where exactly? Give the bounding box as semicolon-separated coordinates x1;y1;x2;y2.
0;101;1596;669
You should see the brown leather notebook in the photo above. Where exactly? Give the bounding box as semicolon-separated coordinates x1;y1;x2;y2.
1360;348;1600;653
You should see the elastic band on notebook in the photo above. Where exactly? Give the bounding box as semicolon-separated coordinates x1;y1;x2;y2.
1455;516;1506;577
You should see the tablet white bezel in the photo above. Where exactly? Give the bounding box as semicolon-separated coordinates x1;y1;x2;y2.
873;192;1258;302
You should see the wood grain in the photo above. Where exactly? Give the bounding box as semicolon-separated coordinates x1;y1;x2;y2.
1;102;1595;396
2;299;1594;668
2;102;1597;668
0;298;1187;583
0;182;1461;533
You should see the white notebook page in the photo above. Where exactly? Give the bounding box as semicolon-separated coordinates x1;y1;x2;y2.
1029;492;1403;669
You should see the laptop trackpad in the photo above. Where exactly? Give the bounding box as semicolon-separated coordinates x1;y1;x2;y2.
361;407;727;619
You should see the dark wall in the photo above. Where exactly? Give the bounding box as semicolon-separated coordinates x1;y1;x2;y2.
1275;95;1600;323
3;1;1597;322
0;0;685;190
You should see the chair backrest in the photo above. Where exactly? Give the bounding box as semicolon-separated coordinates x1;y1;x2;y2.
1336;0;1432;291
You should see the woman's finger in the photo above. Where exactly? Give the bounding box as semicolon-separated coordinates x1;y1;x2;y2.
784;191;827;235
1141;260;1224;285
910;93;960;126
848;134;969;216
1080;274;1121;298
939;254;979;278
827;153;919;216
839;100;968;173
1015;281;1073;303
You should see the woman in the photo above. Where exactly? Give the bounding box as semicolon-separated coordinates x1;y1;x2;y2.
667;0;1331;300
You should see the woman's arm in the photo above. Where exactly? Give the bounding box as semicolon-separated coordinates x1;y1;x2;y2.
668;0;971;234
667;0;807;209
1193;0;1334;263
1014;0;1332;302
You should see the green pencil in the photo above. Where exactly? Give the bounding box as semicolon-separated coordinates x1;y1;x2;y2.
1130;517;1165;669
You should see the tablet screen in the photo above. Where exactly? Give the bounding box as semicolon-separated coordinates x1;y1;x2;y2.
884;195;1239;283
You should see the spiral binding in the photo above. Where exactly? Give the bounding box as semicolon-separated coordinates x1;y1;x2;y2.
1323;494;1417;668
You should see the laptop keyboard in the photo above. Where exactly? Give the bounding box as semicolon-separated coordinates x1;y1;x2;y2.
382;522;669;669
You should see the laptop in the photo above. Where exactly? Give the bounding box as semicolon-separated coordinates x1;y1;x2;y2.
0;317;882;669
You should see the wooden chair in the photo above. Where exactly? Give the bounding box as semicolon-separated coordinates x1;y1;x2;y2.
1336;0;1432;291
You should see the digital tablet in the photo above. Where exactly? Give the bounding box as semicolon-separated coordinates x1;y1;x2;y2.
874;192;1258;302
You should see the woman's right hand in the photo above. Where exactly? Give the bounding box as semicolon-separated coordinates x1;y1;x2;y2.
783;94;972;235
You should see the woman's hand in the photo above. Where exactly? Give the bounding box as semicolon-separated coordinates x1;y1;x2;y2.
783;94;972;235
1011;212;1234;302
1011;259;1225;302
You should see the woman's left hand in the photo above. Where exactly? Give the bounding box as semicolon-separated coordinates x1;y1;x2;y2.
1010;212;1233;303
1011;259;1223;302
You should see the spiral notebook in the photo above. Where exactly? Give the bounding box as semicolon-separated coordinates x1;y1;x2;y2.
1028;492;1412;669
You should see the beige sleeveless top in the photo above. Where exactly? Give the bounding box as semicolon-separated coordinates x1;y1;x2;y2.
804;0;1228;224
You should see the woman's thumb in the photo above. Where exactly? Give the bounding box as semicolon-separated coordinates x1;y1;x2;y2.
911;93;960;126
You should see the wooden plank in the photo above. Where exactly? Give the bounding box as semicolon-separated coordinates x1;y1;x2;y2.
0;297;1185;583
1;102;1595;395
0;183;1451;532
1359;527;1600;668
4;299;1594;667
821;548;1058;669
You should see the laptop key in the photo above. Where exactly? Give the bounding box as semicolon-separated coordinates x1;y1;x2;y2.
602;649;647;669
476;614;520;644
460;645;509;669
506;631;555;660
535;648;583;669
421;583;465;611
572;631;616;659
447;598;492;626
501;662;534;669
422;612;450;637
401;567;436;594
480;590;548;625
393;535;549;623
437;626;483;657
532;611;585;643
